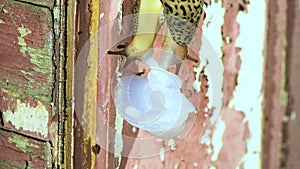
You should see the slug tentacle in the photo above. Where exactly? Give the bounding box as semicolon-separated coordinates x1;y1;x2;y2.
107;0;163;73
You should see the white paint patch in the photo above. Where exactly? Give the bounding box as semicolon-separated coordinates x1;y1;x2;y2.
193;64;203;92
132;126;137;133
0;19;5;24
168;139;176;150
198;0;225;152
193;0;225;93
203;2;224;57
100;13;104;20
291;111;297;121
159;147;165;161
114;112;124;169
3;100;49;137
133;163;138;169
211;120;225;161
117;0;123;33
230;1;266;169
200;129;211;144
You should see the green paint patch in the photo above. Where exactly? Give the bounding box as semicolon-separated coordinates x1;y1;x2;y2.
281;39;288;106
0;22;55;104
0;158;24;168
17;24;32;55
5;131;52;167
8;134;39;153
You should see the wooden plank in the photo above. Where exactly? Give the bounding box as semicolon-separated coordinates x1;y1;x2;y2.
0;0;54;140
262;0;287;169
64;0;76;166
285;0;300;168
0;129;52;168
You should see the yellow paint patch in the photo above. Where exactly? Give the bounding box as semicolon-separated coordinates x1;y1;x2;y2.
17;24;32;55
3;100;49;137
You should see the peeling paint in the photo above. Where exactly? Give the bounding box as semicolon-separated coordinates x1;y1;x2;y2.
192;63;203;92
133;163;138;169
211;120;225;161
100;13;104;20
159;147;165;162
168;139;176;151
1;22;55;104
281;38;288;106
8;134;39;151
0;18;5;23
117;0;123;33
202;1;224;56
200;129;211;144
229;0;265;168
132;126;137;133
3;100;49;137
196;0;225;146
17;24;32;55
114;112;124;169
291;111;296;121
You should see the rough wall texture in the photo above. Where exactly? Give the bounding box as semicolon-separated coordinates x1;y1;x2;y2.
0;0;54;140
0;0;60;167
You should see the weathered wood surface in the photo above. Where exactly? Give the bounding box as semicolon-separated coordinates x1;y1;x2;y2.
0;0;54;140
262;0;288;168
0;129;52;169
285;0;300;168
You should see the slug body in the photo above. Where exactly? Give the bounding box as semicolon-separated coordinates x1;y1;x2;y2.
161;0;204;61
108;0;163;69
108;0;204;72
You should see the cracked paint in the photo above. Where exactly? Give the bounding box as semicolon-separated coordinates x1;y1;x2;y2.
228;0;265;168
199;0;224;145
3;100;49;138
